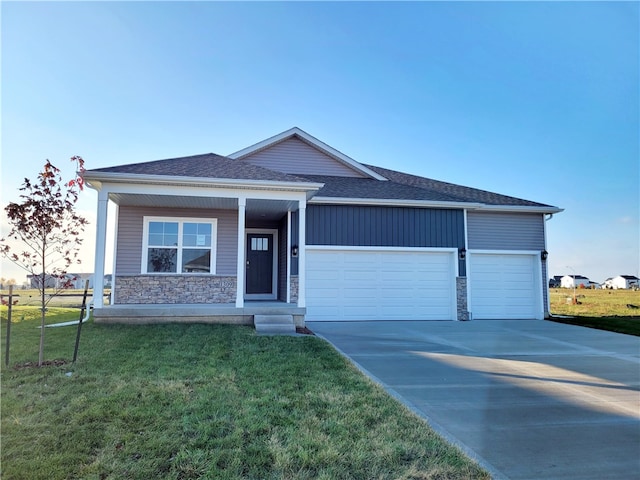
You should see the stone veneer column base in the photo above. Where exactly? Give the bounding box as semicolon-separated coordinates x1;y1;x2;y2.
456;276;470;321
115;275;237;304
290;275;299;303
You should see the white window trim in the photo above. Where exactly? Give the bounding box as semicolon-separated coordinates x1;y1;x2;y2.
141;216;217;274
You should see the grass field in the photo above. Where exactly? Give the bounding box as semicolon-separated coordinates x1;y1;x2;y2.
1;307;488;480
549;288;640;336
0;288;108;308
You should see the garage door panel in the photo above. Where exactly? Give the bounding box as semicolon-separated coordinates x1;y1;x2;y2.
469;253;541;320
306;249;456;321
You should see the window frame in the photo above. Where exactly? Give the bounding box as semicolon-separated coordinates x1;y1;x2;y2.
141;216;217;275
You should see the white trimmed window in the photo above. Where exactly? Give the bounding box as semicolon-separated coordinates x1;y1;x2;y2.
142;217;217;274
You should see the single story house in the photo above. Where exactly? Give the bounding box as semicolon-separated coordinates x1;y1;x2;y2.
604;275;640;290
83;127;562;326
561;275;591;289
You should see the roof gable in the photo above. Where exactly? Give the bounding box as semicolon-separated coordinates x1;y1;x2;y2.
229;127;387;180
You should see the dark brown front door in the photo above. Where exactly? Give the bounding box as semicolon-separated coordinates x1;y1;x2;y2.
246;233;274;295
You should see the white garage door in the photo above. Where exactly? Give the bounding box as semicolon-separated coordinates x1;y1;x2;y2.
306;248;456;321
469;253;542;320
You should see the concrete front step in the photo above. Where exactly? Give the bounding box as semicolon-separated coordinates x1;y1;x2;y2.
254;314;296;335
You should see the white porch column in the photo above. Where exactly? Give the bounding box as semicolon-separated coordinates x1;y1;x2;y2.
297;202;306;308
236;197;246;308
92;190;108;308
286;210;292;304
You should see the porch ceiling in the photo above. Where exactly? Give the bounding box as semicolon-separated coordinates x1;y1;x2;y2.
109;193;298;220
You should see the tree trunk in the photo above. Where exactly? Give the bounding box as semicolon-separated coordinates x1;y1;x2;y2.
39;273;45;366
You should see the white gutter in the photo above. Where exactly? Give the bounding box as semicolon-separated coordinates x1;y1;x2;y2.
310;196;484;209
310;196;563;213
479;205;564;214
82;171;325;193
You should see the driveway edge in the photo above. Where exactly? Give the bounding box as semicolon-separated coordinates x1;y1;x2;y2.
314;331;508;480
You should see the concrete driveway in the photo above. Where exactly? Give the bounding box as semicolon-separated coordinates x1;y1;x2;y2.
308;320;640;480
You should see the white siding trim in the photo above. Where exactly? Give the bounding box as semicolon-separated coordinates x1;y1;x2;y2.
286;210;292;304
307;245;458;256
84;172;324;193
476;204;563;214
110;201;119;306
93;190;109;308
236;199;246;308
298;202;306;308
310;196;482;209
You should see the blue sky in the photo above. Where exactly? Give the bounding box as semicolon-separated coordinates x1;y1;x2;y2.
1;1;638;284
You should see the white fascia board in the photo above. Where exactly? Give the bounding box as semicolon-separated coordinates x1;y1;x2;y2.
309;196;483;209
476;204;564;214
82;171;324;193
309;196;563;213
228;127;388;182
469;249;542;256
94;182;313;203
306;245;458;254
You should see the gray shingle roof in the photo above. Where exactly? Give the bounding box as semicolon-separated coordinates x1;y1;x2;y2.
299;175;465;202
88;153;310;183
363;164;553;207
87;153;556;208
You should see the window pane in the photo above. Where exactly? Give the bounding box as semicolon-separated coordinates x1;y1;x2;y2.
147;248;177;273
164;234;178;246
182;249;210;273
165;222;179;234
184;223;211;247
183;223;197;235
183;235;196;247
198;224;212;235
148;234;163;246
149;222;164;234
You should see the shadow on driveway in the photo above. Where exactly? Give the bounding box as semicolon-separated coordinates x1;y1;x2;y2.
308;319;640;480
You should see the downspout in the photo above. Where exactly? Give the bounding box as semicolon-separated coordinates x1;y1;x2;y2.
544;213;554;317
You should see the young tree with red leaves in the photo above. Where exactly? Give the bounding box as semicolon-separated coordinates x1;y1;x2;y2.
0;157;88;366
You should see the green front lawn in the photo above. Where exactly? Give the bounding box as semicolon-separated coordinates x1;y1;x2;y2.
1;308;488;480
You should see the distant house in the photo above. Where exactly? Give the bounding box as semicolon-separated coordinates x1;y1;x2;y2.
549;275;563;288
26;273;98;289
561;275;591;288
604;275;640;290
65;273;95;289
27;274;57;289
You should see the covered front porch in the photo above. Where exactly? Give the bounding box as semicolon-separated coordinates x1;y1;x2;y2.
86;172;323;326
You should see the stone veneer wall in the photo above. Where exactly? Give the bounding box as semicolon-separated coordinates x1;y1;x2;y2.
456;276;469;321
290;275;298;303
115;275;237;304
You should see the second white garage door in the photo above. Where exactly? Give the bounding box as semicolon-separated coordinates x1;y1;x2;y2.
306;248;456;321
468;252;542;320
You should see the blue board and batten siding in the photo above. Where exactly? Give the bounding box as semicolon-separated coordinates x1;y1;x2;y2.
292;205;466;275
